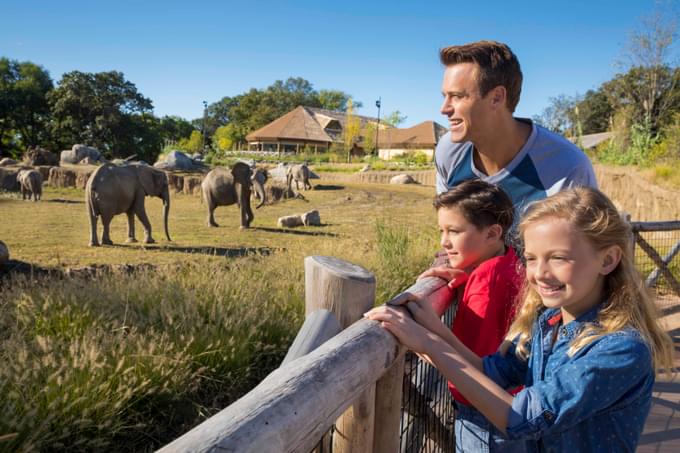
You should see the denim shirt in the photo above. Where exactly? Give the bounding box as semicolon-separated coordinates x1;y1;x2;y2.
483;306;654;452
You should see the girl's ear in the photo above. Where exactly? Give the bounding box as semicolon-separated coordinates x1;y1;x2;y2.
600;245;622;275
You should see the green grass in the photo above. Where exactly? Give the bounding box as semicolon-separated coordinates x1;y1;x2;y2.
0;182;439;451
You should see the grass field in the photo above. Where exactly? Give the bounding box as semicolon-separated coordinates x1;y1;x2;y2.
0;181;440;452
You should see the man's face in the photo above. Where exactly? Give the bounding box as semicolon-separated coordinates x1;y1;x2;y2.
440;63;492;143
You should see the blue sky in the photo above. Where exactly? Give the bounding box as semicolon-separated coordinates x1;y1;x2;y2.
1;0;673;127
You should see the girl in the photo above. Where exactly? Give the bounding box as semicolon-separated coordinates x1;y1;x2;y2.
367;187;673;452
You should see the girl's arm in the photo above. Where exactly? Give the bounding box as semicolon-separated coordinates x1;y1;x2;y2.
365;305;513;433
385;292;484;372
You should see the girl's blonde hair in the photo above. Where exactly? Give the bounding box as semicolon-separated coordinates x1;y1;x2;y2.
505;187;673;373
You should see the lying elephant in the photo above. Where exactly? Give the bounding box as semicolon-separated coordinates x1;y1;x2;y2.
85;163;171;246
201;162;266;229
17;169;43;201
287;163;312;191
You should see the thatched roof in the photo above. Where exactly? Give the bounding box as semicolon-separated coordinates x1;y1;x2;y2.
246;107;333;143
376;121;447;148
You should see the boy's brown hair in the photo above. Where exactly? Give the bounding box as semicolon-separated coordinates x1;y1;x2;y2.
434;179;514;238
439;40;522;112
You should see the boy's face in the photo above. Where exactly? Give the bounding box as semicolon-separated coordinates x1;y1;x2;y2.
438;206;500;271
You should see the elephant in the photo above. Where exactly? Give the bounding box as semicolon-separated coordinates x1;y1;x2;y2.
85;163;171;247
251;168;269;202
201;162;266;229
287;163;312;191
17;169;43;201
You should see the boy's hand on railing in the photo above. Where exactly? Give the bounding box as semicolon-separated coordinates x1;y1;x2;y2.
417;266;468;289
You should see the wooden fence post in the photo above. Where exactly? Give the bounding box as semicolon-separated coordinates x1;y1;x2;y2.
305;256;376;453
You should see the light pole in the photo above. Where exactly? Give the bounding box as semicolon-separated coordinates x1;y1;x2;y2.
374;97;381;155
201;100;208;154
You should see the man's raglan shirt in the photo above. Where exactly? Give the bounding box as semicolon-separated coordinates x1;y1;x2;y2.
435;119;598;217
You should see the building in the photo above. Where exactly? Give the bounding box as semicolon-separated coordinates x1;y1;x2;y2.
246;106;445;159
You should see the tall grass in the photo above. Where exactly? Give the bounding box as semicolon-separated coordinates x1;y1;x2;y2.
0;219;438;451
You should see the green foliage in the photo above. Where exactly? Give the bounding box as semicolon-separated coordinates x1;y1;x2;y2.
392;151;431;166
177;130;203;154
382;110;407;127
0;58;54;157
343;99;361;161
48;70;153;158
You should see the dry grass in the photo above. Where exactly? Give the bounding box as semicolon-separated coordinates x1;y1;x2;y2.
0;182;440;452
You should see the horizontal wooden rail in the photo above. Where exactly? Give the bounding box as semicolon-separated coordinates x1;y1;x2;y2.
158;315;402;452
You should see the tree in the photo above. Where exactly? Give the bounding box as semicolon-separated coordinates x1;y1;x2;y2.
382;110;407;127
48;70;153;157
212;123;238;151
177;130;203;154
159;115;195;143
533;94;578;134
614;5;680;132
343;99;361;162
362;121;377;154
0;58;53;156
575;89;613;134
317;89;361;111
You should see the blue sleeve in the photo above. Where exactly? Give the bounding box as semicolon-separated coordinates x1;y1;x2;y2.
564;160;598;190
482;339;529;389
505;333;653;440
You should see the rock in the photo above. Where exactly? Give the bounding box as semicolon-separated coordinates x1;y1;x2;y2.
48;166;95;189
278;215;304;228
0;241;8;265
61;144;103;165
0;167;19;191
78;156;98;165
154;150;206;171
24;147;59;166
302;210;321;226
359;164;371;172
390;174;416;184
0;158;17;166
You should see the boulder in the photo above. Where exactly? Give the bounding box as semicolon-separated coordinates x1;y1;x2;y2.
24;147;59;166
0;241;8;265
278;215;304;228
61;144;103;164
390;174;417;184
302;210;321;226
78;156;98;165
154;151;206;171
0;167;19;191
0;158;17;166
359;164;371;172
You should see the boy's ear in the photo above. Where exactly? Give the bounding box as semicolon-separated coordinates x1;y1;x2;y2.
600;245;622;275
486;224;504;242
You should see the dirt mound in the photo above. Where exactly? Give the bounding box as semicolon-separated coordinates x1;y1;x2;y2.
48;165;96;189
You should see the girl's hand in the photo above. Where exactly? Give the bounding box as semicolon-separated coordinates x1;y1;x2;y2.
385;292;450;341
364;305;433;353
418;266;468;289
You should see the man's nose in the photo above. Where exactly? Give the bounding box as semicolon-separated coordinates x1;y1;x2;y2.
440;97;452;115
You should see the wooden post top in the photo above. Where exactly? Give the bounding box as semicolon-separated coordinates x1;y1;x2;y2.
305;256;376;283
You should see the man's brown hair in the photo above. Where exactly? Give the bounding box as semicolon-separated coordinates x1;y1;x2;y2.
439;40;522;113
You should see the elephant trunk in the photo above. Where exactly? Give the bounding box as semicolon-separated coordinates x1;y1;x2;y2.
162;188;171;241
254;179;266;209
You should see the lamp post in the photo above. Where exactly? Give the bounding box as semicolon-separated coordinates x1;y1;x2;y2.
201;100;208;154
374;97;381;155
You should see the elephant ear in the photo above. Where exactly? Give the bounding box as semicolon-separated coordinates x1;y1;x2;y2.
137;166;165;196
231;162;252;183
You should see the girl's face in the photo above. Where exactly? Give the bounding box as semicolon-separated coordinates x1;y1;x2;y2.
523;216;619;323
438;206;502;271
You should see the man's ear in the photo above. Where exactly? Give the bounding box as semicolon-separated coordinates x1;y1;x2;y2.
489;86;506;109
600;245;622;275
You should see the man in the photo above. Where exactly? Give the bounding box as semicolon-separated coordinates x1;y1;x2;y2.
435;40;596;214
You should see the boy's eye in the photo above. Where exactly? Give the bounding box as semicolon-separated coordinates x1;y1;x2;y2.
551;256;567;261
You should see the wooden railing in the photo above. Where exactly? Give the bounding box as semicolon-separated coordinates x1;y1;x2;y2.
158;255;451;453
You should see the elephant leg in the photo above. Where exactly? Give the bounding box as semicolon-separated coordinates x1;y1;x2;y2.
89;213;100;247
126;211;138;243
244;202;254;228
101;214;114;245
207;201;219;227
134;199;155;244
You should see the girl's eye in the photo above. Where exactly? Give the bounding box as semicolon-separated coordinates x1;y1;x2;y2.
551;256;566;261
523;256;535;262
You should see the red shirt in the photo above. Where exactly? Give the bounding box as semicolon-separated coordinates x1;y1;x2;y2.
448;246;523;405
